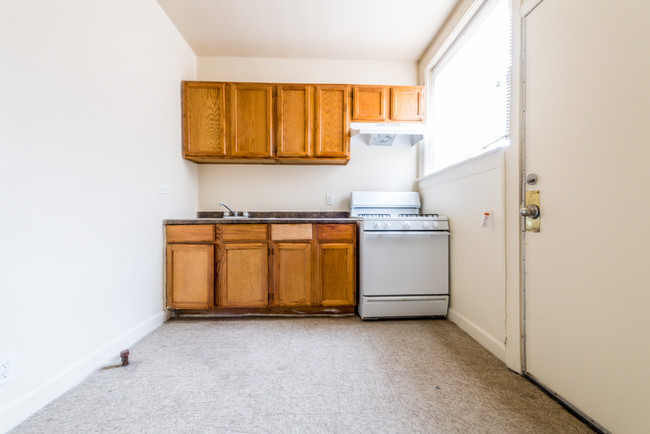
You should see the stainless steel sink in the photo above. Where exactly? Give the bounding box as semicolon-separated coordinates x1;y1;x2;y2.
223;211;249;219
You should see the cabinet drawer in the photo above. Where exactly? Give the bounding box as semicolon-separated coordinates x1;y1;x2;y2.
317;224;356;242
221;224;268;241
166;225;215;243
271;224;313;240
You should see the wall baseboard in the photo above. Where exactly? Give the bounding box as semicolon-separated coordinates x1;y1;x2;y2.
0;311;166;434
448;308;507;363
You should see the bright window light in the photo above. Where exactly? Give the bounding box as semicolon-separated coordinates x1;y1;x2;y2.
426;0;512;173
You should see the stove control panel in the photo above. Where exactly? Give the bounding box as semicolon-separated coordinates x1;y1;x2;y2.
362;218;449;231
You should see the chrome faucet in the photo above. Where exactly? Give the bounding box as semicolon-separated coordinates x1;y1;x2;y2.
219;202;236;215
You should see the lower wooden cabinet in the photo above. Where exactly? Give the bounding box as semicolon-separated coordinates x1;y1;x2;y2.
316;223;357;306
271;242;313;306
166;244;214;309
165;225;215;310
318;243;356;306
165;223;356;314
218;242;268;307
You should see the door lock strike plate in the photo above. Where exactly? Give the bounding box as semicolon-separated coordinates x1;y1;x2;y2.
525;190;541;232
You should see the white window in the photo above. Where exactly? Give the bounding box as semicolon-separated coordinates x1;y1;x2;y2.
424;0;512;173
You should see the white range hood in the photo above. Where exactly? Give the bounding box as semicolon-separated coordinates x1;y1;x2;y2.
350;122;425;146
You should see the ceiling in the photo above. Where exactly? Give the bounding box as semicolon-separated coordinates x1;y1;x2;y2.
156;0;459;61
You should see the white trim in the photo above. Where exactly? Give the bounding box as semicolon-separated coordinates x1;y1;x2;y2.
422;0;513;178
521;0;544;17
0;312;167;433
421;0;488;73
417;147;504;189
448;308;508;363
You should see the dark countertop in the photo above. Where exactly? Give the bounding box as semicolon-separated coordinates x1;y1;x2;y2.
164;211;360;225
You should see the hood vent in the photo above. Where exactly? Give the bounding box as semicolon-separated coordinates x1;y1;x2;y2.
350;122;425;146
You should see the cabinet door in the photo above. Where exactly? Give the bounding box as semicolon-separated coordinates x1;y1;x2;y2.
218;242;268;307
166;244;214;309
228;83;274;158
390;86;424;121
271;242;313;306
277;85;313;158
352;86;388;121
182;82;227;158
318;243;356;306
314;85;350;158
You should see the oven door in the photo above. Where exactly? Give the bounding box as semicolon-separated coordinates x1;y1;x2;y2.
360;231;449;296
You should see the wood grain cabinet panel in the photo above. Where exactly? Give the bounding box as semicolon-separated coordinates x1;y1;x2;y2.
271;242;313;306
317;224;355;242
228;83;274;158
166;244;213;309
276;85;313;158
352;86;388;121
222;224;267;241
218;242;268;307
316;223;356;307
166;225;215;243
390;86;424;121
314;85;350;158
317;243;356;306
271;224;312;240
182;81;227;158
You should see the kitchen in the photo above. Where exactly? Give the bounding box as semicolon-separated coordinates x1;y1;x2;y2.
1;0;649;433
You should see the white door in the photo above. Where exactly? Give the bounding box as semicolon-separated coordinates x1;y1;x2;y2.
523;1;650;432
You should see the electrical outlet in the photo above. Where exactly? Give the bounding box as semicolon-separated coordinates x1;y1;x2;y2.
326;194;334;205
0;356;14;385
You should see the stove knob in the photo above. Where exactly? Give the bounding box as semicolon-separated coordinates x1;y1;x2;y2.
422;221;430;228
403;222;411;229
432;221;439;228
384;222;391;229
373;222;381;229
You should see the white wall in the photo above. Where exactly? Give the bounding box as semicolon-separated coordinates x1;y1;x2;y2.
417;0;522;370
419;152;508;359
196;57;419;211
0;1;197;431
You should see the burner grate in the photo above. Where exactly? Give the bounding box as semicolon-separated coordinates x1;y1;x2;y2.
398;213;440;218
358;213;391;218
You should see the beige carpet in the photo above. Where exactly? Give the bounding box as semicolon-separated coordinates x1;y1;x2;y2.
12;317;594;433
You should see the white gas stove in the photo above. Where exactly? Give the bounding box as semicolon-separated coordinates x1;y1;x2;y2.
351;191;450;319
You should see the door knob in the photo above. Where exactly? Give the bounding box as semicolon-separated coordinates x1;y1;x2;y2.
520;204;540;219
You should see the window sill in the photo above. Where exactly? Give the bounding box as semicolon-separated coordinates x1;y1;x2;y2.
417;146;506;189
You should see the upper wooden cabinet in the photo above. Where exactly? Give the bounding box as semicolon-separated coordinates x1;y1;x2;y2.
352;86;388;121
276;84;350;164
391;86;424;122
351;85;424;122
182;82;227;159
228;83;274;158
182;81;350;164
314;85;350;159
276;84;313;158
